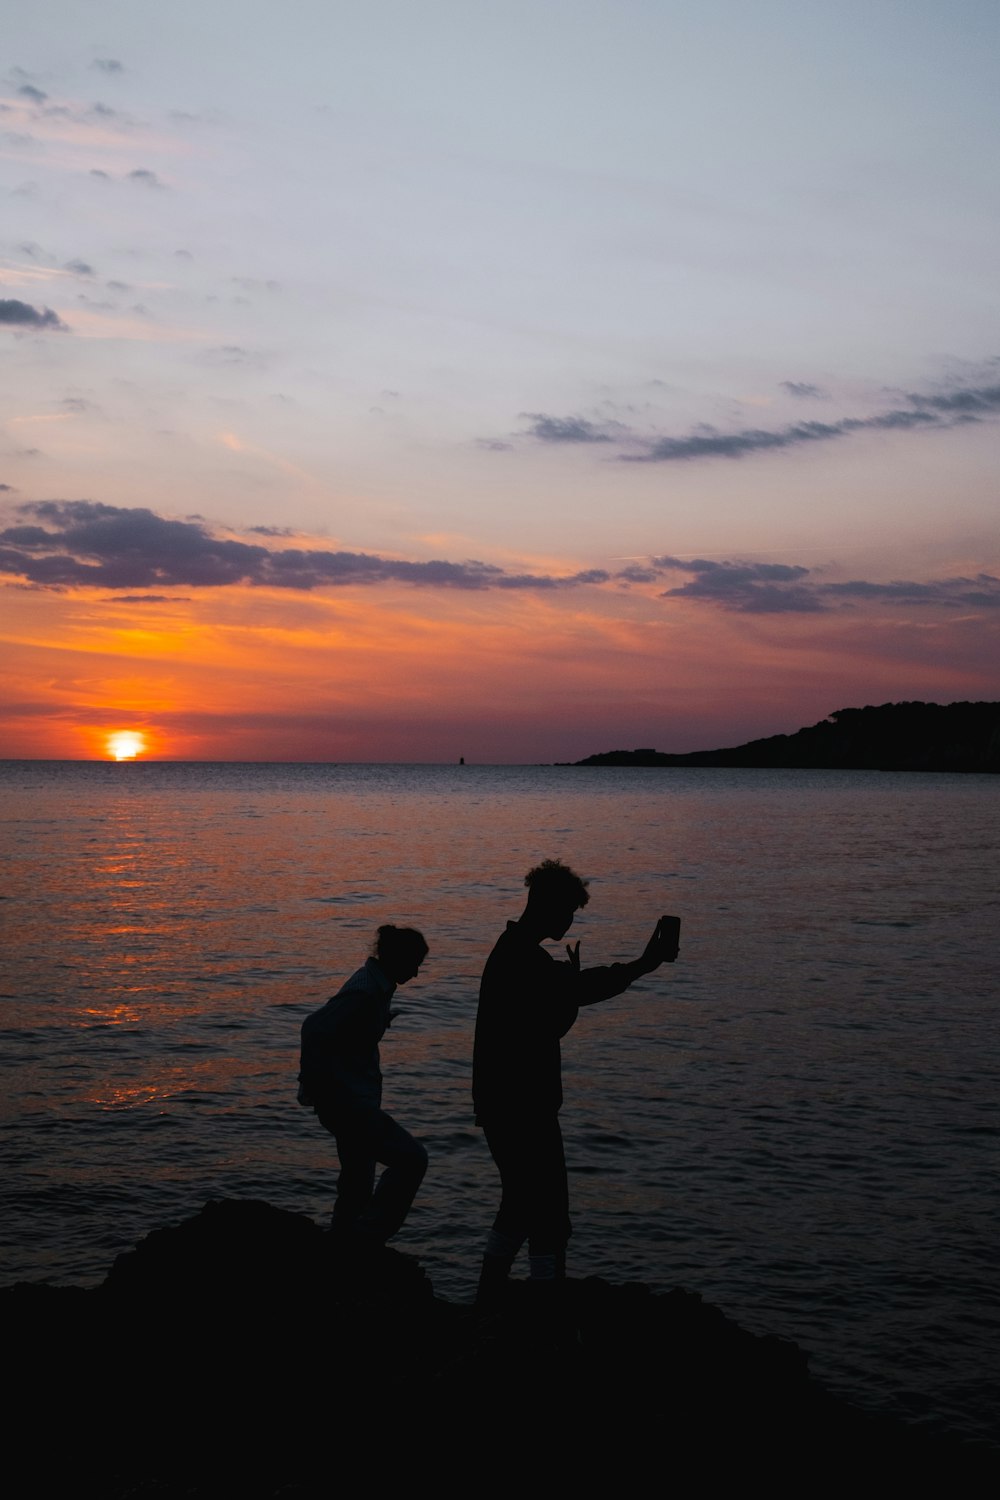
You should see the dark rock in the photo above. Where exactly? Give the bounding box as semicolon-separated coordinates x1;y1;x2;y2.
3;1199;995;1495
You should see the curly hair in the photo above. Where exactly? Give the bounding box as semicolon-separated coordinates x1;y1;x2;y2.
524;858;590;909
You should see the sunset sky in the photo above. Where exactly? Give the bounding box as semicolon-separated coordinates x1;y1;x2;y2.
2;1;998;761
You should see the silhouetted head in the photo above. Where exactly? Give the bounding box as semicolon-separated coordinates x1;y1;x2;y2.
372;925;428;985
524;859;589;940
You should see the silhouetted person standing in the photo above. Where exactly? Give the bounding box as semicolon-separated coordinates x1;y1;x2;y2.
473;860;680;1302
299;925;429;1246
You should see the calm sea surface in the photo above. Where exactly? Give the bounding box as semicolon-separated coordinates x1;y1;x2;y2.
1;761;997;1445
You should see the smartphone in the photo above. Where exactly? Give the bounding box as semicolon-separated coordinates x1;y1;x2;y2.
659;914;681;950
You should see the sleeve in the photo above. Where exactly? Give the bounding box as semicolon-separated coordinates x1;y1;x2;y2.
532;955;636;1035
568;961;635;1010
325;989;385;1052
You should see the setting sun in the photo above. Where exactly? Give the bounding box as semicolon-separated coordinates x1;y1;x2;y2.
107;732;146;762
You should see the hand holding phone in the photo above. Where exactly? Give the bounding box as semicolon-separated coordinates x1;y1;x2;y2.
640;914;681;971
658;914;681;959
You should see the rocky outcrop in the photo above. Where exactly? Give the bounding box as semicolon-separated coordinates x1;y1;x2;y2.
573;701;1000;772
3;1200;993;1494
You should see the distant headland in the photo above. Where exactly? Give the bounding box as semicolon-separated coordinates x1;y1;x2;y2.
567;700;1000;773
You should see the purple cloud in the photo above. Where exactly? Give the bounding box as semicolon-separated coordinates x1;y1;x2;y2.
0;501;614;594
0;299;67;331
487;380;1000;464
655;557;1000;614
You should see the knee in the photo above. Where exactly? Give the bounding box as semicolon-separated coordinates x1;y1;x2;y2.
395;1136;428;1186
383;1119;428;1181
392;1131;428;1179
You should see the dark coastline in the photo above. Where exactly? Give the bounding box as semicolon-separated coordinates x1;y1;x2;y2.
5;1200;994;1493
566;701;1000;773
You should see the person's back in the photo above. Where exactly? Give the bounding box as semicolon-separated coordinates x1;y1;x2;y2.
300;959;391;1113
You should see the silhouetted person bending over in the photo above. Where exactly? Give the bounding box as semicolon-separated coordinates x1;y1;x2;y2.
299;925;429;1247
473;860;680;1302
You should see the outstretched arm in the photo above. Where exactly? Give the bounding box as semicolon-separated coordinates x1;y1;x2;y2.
573;914;681;1006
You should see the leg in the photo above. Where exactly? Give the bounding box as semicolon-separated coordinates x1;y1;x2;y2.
478;1115;571;1300
318;1109;377;1231
482;1118;531;1249
525;1116;570;1274
356;1111;428;1242
332;1137;378;1232
476;1119;527;1306
320;1107;426;1243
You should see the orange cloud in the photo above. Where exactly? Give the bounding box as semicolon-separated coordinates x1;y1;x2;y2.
3;522;998;761
0;580;682;756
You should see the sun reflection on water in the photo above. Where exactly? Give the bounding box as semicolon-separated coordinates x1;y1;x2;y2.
92;1082;167;1110
81;1004;143;1026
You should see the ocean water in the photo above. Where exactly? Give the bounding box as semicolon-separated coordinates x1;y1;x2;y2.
1;761;997;1446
